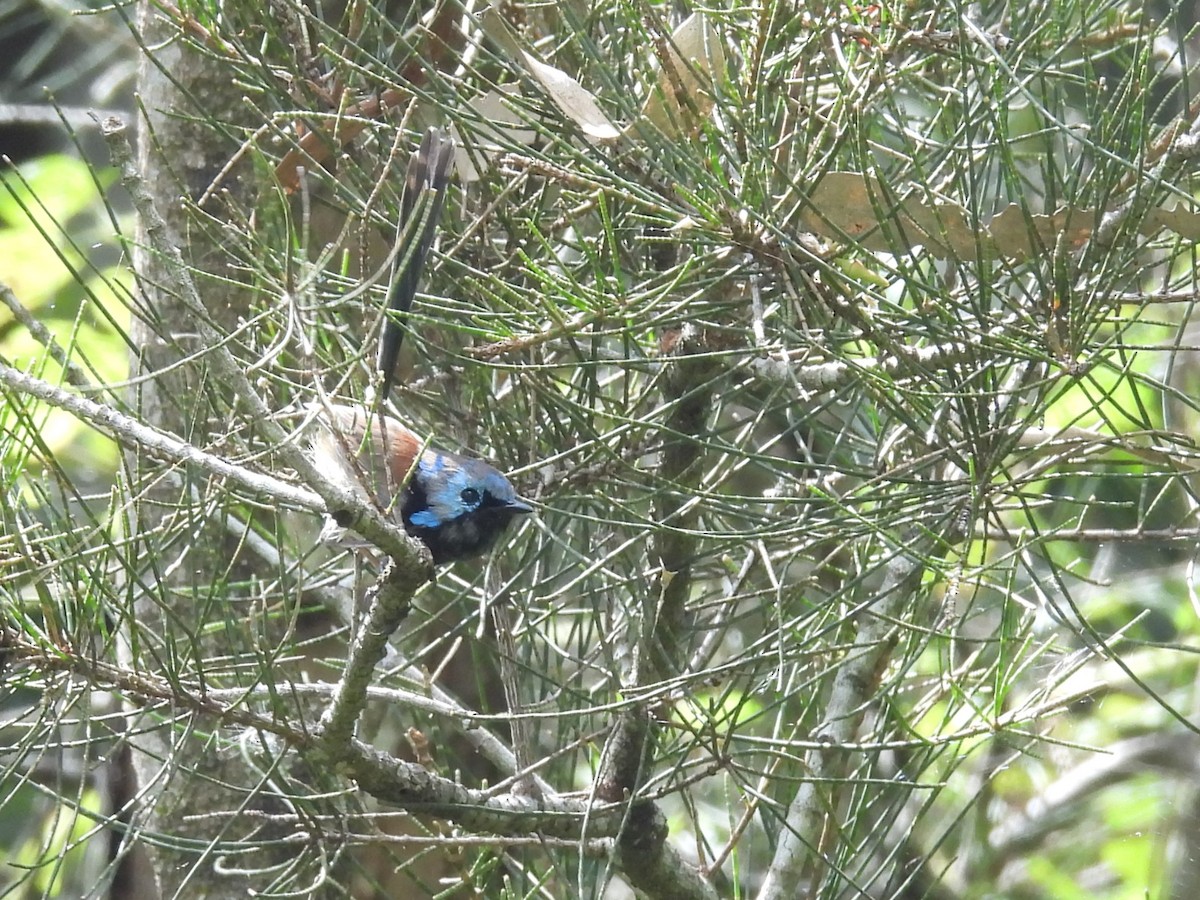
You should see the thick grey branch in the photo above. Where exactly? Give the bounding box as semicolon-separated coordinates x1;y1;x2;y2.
0;360;322;512
317;561;424;749
8;632;627;840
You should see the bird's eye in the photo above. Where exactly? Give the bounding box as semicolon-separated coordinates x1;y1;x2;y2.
460;487;481;506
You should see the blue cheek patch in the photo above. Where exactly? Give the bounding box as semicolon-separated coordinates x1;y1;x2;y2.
409;509;441;528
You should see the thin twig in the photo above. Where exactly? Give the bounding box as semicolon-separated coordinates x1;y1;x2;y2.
0;282;94;390
0;360;321;512
3;630;626;839
492;599;542;798
758;541;931;900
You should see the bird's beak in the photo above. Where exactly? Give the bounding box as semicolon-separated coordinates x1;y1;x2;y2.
509;499;534;514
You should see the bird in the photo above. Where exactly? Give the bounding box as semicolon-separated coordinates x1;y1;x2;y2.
312;404;532;563
311;127;532;563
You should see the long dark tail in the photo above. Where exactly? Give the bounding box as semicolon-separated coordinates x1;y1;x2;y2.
377;127;455;404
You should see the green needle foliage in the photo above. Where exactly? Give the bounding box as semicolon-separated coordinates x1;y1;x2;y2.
4;0;1200;898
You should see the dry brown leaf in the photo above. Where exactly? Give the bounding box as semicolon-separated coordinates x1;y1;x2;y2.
517;50;622;143
798;172;1200;261
450;86;539;182
639;12;726;138
480;4;620;143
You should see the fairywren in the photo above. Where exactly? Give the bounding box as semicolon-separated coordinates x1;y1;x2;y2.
312;404;532;563
312;128;531;563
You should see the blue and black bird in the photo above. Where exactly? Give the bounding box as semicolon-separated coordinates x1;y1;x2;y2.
312;128;532;563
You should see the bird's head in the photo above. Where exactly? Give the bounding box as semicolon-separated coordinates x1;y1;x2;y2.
402;450;533;563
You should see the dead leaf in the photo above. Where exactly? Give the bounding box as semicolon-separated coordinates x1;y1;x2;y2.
480;4;620;143
640;12;726;137
450;86;540;182
797;171;1200;261
273;88;408;193
518;50;622;142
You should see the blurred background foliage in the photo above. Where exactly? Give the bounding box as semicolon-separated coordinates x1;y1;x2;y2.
4;0;1200;898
